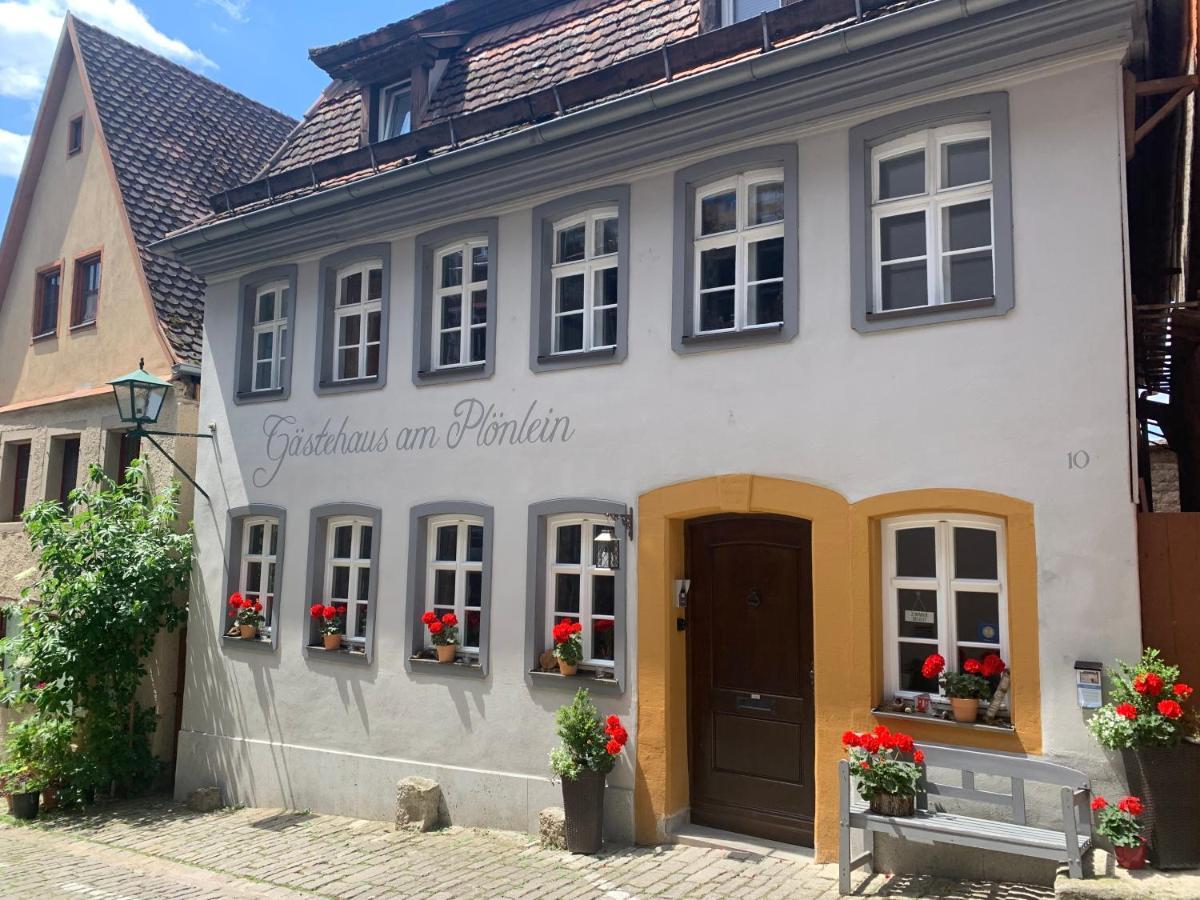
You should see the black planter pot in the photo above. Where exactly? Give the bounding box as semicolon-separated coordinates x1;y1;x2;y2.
1122;741;1200;869
561;769;606;854
10;791;40;821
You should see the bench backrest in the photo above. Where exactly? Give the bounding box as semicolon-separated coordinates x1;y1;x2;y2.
916;742;1090;828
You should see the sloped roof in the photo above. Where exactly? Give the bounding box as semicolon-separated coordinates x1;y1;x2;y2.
71;17;297;363
201;0;920;220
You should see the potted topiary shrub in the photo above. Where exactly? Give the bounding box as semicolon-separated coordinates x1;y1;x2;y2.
229;592;264;639
1091;795;1148;869
552;619;583;676
1087;649;1198;869
549;689;628;853
422;611;459;663
310;604;343;651
842;725;924;816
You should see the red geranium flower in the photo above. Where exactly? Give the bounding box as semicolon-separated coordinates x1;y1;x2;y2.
1134;673;1164;696
981;654;1006;678
963;659;982;675
1174;683;1194;701
253;601;263;612
1157;699;1184;720
310;603;324;618
1091;796;1108;812
606;715;621;729
429;621;443;635
229;592;245;609
921;654;946;680
860;761;871;770
322;605;337;619
842;731;860;747
421;611;437;625
1115;702;1138;720
606;739;622;755
912;750;925;765
1117;796;1144;816
860;735;880;753
441;612;458;627
893;734;915;754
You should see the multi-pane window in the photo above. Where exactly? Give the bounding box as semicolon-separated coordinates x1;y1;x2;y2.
379;82;412;140
426;516;485;653
881;515;1008;698
434;240;489;369
324;517;374;647
546;515;617;669
239;517;279;638
72;254;101;326
34;268;60;337
252;281;289;391
5;443;31;521
334;261;383;381
551;209;619;354
722;0;781;24
870;123;994;312
55;436;80;506
693;169;785;334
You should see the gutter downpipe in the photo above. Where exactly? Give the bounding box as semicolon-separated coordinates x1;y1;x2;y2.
155;0;1039;256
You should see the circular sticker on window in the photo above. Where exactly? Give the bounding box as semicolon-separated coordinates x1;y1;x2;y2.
979;623;998;642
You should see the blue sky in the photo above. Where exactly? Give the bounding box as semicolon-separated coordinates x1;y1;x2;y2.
0;0;431;225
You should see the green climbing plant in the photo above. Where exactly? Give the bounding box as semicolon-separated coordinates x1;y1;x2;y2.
0;460;191;792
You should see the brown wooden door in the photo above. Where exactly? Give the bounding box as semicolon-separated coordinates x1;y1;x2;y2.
686;515;815;846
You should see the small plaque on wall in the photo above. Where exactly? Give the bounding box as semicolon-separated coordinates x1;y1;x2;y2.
904;609;935;625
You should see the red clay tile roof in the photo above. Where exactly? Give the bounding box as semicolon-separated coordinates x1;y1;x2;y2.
269;85;363;175
72;17;297;363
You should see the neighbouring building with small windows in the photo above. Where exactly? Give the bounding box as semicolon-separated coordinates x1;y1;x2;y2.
0;16;294;761
157;0;1163;873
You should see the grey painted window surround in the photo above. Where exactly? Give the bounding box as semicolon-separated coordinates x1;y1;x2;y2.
303;503;382;664
234;265;297;404
405;501;494;678
314;244;392;395
412;218;499;386
849;92;1014;333
223;504;286;651
529;186;630;372
525;498;628;694
672;143;800;353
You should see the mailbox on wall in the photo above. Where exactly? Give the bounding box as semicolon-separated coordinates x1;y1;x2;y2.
1074;660;1104;709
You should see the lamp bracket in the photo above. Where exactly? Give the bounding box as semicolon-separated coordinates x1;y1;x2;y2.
136;427;214;440
606;510;634;540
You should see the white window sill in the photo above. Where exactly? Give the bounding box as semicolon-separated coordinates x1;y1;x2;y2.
220;632;275;651
528;667;622;694
409;653;485;678
872;707;1015;733
306;642;370;664
680;321;784;345
866;296;995;321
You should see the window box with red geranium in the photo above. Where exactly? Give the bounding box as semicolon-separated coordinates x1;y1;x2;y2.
229;592;265;640
310;603;344;651
423;611;460;663
305;504;381;663
223;506;285;649
842;725;924;817
920;652;1008;723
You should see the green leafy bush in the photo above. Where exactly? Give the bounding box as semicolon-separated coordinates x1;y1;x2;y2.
549;689;627;780
1087;649;1195;750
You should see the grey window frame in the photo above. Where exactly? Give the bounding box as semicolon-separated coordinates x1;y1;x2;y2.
530;186;630;372
405;501;494;678
412;219;498;386
304;503;382;664
525;498;628;694
672;144;799;353
235;265;297;404
315;244;391;395
850;92;1014;333
223;504;286;651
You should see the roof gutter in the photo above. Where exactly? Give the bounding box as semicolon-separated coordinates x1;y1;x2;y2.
152;0;1053;257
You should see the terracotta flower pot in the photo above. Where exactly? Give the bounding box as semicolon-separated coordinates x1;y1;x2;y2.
323;633;342;651
949;697;980;723
1122;742;1200;869
1114;843;1148;870
869;792;915;817
436;643;457;663
558;658;578;676
239;624;257;640
41;786;59;813
561;769;606;853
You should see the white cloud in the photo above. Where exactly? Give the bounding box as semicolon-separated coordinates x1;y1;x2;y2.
203;0;247;23
0;0;214;102
0;129;32;177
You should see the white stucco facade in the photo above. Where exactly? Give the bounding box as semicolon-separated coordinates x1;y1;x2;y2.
177;50;1141;852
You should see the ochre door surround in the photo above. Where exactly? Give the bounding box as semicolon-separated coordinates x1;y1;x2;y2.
635;475;1042;862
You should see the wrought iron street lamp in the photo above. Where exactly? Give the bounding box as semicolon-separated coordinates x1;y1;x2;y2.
593;528;620;570
107;359;213;498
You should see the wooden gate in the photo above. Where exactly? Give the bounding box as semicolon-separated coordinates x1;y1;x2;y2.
1137;512;1200;687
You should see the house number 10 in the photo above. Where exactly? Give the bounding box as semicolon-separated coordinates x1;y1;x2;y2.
1068;450;1090;470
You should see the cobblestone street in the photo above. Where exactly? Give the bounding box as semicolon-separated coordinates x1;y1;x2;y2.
0;799;1055;900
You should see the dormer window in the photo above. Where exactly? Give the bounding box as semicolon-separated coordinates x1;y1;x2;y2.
722;0;781;25
378;82;412;140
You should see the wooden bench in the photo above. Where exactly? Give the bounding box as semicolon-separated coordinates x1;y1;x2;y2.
838;741;1092;895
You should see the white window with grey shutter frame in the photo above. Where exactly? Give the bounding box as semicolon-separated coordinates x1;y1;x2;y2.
251;282;288;392
334;261;383;382
324;516;374;647
434;240;489;370
551;208;619;355
546;515;618;671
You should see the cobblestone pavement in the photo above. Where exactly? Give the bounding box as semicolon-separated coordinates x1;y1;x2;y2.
0;799;1054;900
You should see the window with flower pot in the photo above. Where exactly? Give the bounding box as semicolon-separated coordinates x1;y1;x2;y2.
224;505;286;650
306;504;381;661
316;246;391;395
881;514;1008;700
406;502;493;675
526;499;628;691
